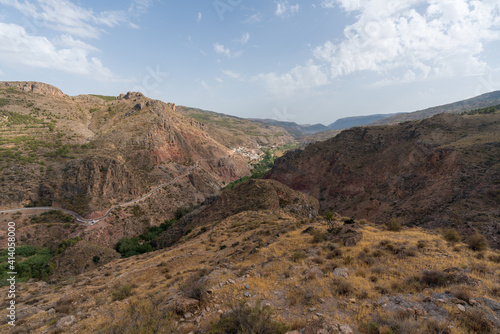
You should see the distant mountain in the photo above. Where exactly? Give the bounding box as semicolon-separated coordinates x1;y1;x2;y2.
250;118;329;137
370;90;500;125
327;113;399;130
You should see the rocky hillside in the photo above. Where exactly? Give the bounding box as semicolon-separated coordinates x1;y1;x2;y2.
1;179;499;333
0;81;295;248
265;112;500;248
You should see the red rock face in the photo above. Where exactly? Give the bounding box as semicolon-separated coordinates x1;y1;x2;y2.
265;113;500;248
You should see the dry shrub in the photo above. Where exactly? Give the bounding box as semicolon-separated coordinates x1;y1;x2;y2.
332;277;354;296
386;218;402;232
179;271;207;302
457;309;496;333
105;299;178;334
361;312;451;334
55;297;74;314
451;286;472;302
292;251;307;263
488;254;500;263
111;283;134;301
419;270;447;287
287;285;320;306
466;232;489;251
207;302;289;334
442;228;461;243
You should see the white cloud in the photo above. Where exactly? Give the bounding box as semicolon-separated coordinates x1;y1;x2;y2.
197;12;202;22
214;43;231;57
243;13;263;24
254;60;329;95
275;1;300;18
320;0;336;8
0;0;147;39
257;0;500;94
0;22;114;80
314;0;500;84
239;32;250;44
222;70;241;79
215;77;223;83
214;43;242;58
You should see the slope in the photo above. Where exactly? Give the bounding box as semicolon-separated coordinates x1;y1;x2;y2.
265;111;500;248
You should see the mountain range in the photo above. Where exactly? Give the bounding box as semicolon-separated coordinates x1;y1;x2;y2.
0;82;499;334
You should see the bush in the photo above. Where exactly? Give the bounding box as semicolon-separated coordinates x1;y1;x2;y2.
420;270;447;287
386;218;402;232
466;232;489;251
332;277;353;296
292;251;307;262
179;271;207;302
111;284;134;301
105;299;178;333
457;309;495;333
208;302;288;334
442;228;461;243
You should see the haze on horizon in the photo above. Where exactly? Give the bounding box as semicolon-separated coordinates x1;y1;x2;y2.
0;0;499;125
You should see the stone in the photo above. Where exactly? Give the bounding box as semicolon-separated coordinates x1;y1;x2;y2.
305;266;323;279
56;315;76;329
332;267;350;278
457;304;465;312
174;297;200;314
303;318;352;334
245;284;250;289
244;292;250;297
227;278;235;284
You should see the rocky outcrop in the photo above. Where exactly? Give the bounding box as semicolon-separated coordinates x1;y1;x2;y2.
2;81;65;97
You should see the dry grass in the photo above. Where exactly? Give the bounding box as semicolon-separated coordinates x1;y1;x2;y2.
1;213;499;333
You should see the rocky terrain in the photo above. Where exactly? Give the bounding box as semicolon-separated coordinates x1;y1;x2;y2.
1;83;500;333
1;179;499;333
0;81;295;248
265;112;500;248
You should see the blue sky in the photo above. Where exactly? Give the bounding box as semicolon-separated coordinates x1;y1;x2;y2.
0;0;499;124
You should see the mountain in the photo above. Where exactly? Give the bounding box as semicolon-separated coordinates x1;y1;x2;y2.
1;84;500;333
176;107;294;149
327;113;399;130
265;111;500;248
0;81;294;248
250;118;329;137
370;90;500;125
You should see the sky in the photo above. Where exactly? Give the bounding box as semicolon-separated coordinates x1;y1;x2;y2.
0;0;499;125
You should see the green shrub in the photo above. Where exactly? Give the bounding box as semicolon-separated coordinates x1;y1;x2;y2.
208;302;289;334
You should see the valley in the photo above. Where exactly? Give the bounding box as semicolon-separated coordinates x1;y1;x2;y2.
0;82;499;334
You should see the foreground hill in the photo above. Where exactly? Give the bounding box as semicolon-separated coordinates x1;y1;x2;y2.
1;179;499;333
265;111;500;248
